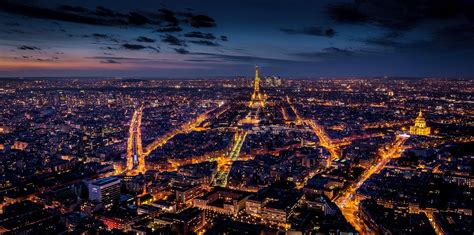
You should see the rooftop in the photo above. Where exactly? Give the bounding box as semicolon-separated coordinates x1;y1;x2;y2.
91;177;120;186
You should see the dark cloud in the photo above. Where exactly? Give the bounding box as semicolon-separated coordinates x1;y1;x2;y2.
189;15;216;28
86;56;152;61
0;1;225;58
327;0;474;31
2;28;26;34
91;33;119;42
363;32;402;47
136;36;156;43
122;44;147;50
59;5;88;13
13;55;33;60
4;22;21;27
0;2;159;27
280;26;336;37
92;33;109;39
18;45;41;50
320;47;354;56
189;40;220;46
94;6;116;17
174;48;190;54
425;0;467;19
329;0;474;53
327;3;367;24
435;24;474;45
36;57;59;61
101;46;116;50
156;26;183;33
122;43;159;52
100;59;120;64
364;24;474;51
74;32;116;40
157;8;179;26
161;34;185;46
220;36;228;41
185;59;220;62
325;28;336;37
191;52;298;64
293;47;355;59
0;2;116;26
127;12;150;25
184;31;216;40
381;24;474;51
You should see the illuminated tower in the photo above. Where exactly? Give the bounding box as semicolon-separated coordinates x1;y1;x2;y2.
409;110;431;136
249;65;264;108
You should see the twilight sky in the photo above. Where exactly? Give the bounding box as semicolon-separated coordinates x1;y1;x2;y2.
0;0;473;78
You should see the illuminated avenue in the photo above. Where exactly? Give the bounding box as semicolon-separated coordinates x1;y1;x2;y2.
0;67;472;234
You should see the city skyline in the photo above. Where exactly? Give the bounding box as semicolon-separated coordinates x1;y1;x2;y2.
0;1;472;234
1;0;474;78
0;66;472;234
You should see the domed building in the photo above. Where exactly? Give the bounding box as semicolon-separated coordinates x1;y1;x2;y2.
409;110;431;136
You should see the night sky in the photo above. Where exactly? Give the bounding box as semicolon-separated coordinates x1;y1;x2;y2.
1;0;473;78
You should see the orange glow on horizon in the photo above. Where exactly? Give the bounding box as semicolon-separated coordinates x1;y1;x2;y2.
0;57;212;72
0;59;136;70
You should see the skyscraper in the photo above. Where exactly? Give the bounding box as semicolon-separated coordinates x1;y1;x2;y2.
265;76;282;87
88;177;121;210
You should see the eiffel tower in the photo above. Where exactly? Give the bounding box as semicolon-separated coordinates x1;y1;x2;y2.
249;65;264;108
